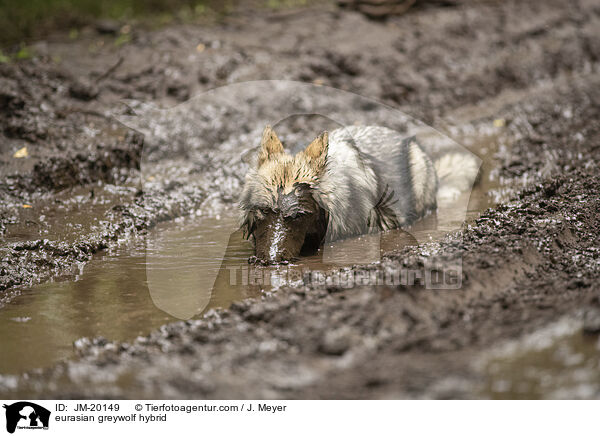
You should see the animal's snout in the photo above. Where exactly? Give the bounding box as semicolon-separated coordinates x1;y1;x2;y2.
267;248;295;264
267;214;287;262
253;213;306;264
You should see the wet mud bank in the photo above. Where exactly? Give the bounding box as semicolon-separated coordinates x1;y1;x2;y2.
3;164;599;399
1;0;600;398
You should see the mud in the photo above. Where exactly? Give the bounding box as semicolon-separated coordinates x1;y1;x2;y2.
1;0;600;398
0;155;495;376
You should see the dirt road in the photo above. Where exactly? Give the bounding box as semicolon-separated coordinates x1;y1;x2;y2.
1;0;599;398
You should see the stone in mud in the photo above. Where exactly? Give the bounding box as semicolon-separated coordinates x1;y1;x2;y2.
95;19;121;35
69;79;99;101
0;86;25;112
583;307;600;335
318;327;352;356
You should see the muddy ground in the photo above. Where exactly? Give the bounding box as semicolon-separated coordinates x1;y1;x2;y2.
1;0;600;398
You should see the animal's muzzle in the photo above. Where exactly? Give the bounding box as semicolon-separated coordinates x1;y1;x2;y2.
253;214;305;264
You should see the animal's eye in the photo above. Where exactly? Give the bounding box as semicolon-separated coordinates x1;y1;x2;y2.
287;211;307;220
254;208;269;220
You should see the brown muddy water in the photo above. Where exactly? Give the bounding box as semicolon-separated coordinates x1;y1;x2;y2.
0;134;500;376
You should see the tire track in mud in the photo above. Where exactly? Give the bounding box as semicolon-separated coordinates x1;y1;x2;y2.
3;76;600;398
1;0;600;397
4;174;599;399
0;0;597;276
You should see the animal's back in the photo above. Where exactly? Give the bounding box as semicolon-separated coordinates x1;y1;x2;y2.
316;126;438;241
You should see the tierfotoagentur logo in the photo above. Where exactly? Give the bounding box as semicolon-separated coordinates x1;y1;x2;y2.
3;402;50;434
118;80;480;320
224;260;462;289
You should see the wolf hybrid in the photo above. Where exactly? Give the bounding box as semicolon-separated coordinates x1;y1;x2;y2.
240;125;477;263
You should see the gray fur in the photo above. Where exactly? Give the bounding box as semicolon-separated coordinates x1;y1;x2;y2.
240;125;479;248
312;126;437;241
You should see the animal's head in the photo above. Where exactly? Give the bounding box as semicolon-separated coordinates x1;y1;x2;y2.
240;126;329;264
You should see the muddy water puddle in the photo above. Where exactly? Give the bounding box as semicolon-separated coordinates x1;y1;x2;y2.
0;216;254;375
0;133;501;376
0;240;173;374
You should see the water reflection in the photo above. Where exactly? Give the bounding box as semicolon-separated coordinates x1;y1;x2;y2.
0;241;172;374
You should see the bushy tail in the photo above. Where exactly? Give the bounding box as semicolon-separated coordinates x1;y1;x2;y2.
434;152;481;201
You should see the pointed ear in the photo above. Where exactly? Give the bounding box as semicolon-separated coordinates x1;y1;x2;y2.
302;131;328;172
257;125;284;166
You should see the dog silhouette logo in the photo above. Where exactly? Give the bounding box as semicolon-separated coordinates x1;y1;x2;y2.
3;402;50;434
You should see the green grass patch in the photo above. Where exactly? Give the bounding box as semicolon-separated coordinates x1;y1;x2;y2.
0;0;221;47
0;0;326;49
